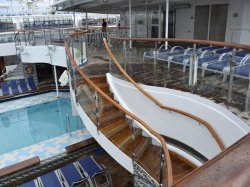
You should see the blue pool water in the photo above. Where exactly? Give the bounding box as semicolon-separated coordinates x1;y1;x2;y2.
0;98;83;155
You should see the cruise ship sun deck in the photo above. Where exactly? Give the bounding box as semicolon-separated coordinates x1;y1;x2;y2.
0;0;250;186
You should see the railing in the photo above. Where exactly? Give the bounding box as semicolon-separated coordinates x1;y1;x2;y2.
69;27;129;37
67;28;128;59
0;33;15;44
173;132;250;187
104;38;226;151
11;28;77;46
65;41;173;186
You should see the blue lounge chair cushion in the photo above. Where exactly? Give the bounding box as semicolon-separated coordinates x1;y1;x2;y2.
19;78;29;93
10;80;19;94
200;46;222;51
234;64;250;77
39;171;62;187
28;76;37;90
216;48;232;54
236;50;250;57
157;51;183;60
19;180;37;187
1;82;10;96
171;54;191;63
60;163;87;187
78;156;105;178
207;60;231;71
198;56;219;67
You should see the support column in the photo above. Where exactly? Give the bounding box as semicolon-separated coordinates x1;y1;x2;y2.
48;45;59;98
129;0;132;48
227;48;236;103
165;0;169;49
207;4;212;40
73;12;76;27
85;10;88;30
53;65;59;98
158;5;161;38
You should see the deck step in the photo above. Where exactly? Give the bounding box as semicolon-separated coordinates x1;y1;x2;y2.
83;100;113;114
90;76;107;84
88;109;125;126
123;134;151;158
138;144;162;181
110;127;140;148
101;118;130;137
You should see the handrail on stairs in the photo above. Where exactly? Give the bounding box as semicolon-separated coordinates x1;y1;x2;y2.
65;41;174;187
103;38;225;151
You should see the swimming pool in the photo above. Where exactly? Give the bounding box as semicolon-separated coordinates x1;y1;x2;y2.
0;98;84;155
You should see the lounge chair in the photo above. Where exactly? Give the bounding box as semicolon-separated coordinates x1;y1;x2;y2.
166;48;199;71
28;76;38;91
38;171;64;187
10;80;20;94
1;82;10;96
202;55;248;82
198;46;223;52
215;48;232;54
143;45;183;62
19;179;40;187
236;50;250;57
19;78;29;93
76;156;112;187
234;63;250;79
58;163;91;187
157;48;195;70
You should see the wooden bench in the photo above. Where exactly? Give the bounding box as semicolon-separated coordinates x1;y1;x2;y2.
65;138;97;153
0;156;40;177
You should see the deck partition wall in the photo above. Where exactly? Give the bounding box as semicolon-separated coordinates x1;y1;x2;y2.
123;6;165;38
194;4;228;41
122;4;178;39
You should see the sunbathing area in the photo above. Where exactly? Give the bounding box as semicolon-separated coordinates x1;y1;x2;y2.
0;139;133;187
1;0;250;186
1;76;37;96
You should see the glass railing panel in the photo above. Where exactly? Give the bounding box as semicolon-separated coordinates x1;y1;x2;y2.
108;38;250;126
71;37;86;66
133;161;160;187
0;33;15;44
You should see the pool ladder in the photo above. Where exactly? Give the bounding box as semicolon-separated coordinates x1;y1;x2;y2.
66;114;84;137
77;116;84;133
66;113;72;137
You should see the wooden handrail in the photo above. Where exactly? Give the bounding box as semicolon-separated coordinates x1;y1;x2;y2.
108;36;250;51
69;27;130;37
173;132;250;186
65;42;173;186
103;38;225;151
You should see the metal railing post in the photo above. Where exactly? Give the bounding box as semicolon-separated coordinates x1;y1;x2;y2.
108;38;112;73
123;40;127;72
95;90;100;132
227;48;236;103
129;118;136;159
159;148;164;187
154;41;158;86
189;43;196;86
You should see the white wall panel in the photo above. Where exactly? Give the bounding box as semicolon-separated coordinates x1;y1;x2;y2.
107;73;249;159
0;43;16;56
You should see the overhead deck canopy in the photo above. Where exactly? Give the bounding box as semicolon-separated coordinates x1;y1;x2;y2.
53;0;188;13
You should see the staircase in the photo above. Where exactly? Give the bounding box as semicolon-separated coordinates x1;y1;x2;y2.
4;63;24;80
82;75;197;185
